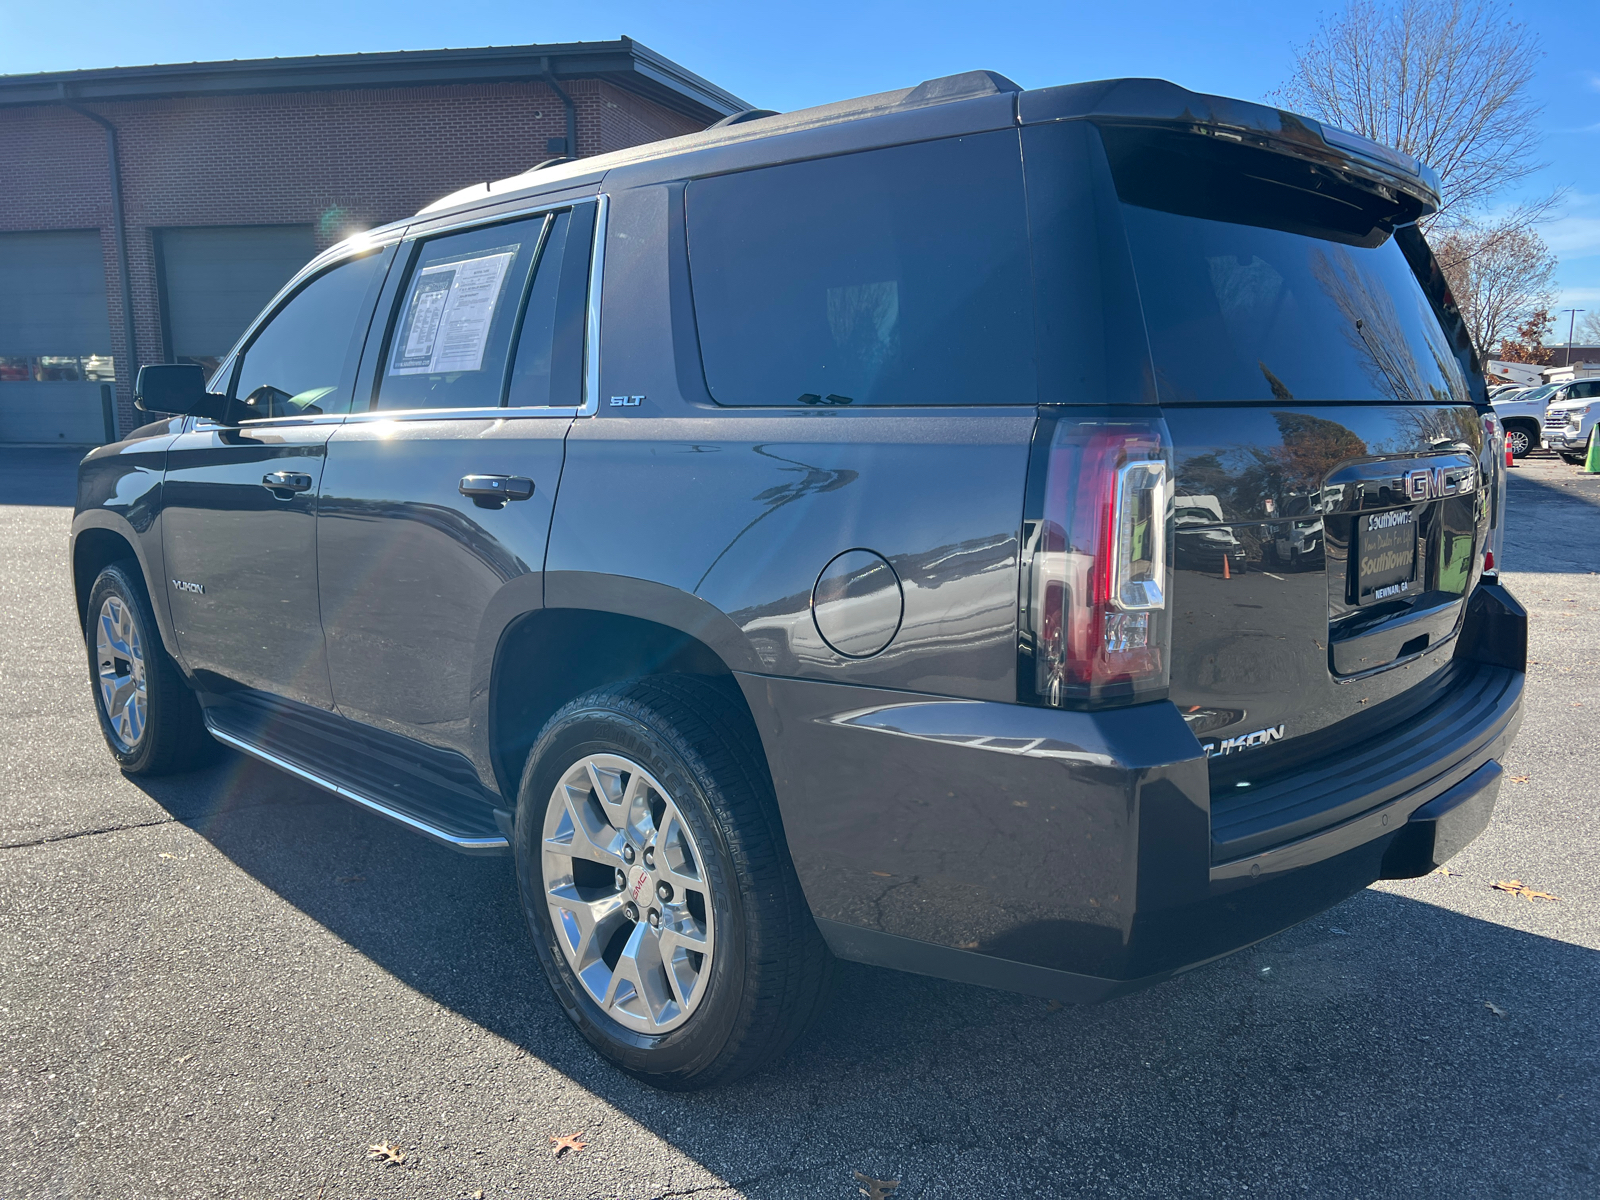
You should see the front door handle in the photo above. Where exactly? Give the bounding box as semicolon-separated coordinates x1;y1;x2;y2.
460;474;534;509
262;471;314;498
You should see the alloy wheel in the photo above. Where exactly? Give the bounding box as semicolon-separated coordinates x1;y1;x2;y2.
541;753;715;1034
1507;428;1531;457
95;595;148;750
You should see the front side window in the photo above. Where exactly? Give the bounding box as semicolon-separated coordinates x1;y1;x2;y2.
685;132;1036;406
230;250;388;418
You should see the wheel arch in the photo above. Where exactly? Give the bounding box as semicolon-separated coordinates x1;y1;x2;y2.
486;582;766;804
70;514;178;657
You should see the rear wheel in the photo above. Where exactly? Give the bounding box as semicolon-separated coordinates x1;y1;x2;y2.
513;676;833;1090
85;562;213;775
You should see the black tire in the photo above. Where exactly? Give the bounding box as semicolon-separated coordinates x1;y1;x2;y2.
85;562;214;776
1504;423;1534;459
513;675;833;1090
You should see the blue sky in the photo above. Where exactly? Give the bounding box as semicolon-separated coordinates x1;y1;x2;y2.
4;0;1596;332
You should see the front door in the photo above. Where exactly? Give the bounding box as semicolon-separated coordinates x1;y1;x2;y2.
317;204;595;762
161;245;393;707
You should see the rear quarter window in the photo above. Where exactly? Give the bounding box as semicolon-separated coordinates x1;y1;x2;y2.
685;131;1036;407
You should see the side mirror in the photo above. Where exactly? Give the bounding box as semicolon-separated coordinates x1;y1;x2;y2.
135;363;228;420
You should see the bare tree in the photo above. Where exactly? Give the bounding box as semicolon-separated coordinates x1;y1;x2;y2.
1276;0;1545;227
1578;311;1600;346
1430;222;1556;356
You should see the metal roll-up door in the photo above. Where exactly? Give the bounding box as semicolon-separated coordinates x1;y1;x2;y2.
0;230;115;445
156;225;317;374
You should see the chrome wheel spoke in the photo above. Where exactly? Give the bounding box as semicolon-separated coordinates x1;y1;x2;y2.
542;752;716;1035
94;595;148;752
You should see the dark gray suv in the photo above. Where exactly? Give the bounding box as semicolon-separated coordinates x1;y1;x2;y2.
73;70;1525;1089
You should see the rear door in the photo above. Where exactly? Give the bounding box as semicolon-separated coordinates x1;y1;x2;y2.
316;202;597;763
161;244;393;706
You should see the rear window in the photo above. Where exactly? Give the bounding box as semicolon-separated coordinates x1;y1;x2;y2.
1101;126;1469;406
1123;207;1469;405
685;132;1035;406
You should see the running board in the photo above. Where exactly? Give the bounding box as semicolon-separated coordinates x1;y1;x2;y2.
204;721;510;856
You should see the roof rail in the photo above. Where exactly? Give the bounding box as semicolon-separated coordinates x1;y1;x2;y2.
903;69;1021;107
707;108;781;128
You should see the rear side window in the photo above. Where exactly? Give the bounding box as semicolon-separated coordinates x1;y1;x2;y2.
685;132;1036;406
375;206;591;412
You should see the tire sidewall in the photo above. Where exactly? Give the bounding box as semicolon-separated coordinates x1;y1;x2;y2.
513;700;749;1084
85;563;165;774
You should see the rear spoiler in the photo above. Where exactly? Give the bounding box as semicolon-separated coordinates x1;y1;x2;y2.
1019;78;1440;223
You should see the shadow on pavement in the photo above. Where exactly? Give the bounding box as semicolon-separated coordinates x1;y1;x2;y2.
133;752;1600;1197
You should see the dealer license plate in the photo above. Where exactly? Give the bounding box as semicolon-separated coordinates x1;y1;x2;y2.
1356;508;1418;604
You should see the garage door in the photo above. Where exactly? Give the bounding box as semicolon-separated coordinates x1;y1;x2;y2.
157;225;316;377
0;230;116;445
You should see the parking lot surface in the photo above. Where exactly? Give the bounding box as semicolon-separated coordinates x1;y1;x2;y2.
3;446;1597;1199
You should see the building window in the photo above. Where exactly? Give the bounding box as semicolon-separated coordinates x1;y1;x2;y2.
0;355;116;382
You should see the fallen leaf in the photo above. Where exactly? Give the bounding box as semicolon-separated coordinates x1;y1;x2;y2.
1433;866;1462;877
472;1191;485;1199
1491;879;1559;901
1046;999;1063;1011
159;853;176;859
173;1053;193;1065
1509;775;1530;784
550;1131;585;1157
855;1171;900;1199
870;871;893;878
1485;1001;1508;1019
367;1141;406;1166
956;940;979;949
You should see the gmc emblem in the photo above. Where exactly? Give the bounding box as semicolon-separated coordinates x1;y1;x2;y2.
1404;467;1458;501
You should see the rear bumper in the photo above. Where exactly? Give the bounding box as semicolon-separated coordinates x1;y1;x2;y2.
739;582;1525;1003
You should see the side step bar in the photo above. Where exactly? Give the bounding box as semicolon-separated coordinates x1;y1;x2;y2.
205;722;511;856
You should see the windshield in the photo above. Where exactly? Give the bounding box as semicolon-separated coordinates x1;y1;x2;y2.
1121;204;1469;405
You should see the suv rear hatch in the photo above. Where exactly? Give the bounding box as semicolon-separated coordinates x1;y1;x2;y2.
1021;83;1499;860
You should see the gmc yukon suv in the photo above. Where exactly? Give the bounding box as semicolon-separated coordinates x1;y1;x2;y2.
73;71;1525;1089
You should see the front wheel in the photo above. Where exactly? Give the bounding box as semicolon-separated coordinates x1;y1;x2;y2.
1505;425;1533;458
85;562;213;775
513;676;833;1090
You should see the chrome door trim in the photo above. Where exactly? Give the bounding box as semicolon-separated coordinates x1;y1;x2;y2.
581;192;608;418
205;722;510;855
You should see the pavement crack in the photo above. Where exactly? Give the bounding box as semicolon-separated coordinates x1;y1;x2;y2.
1;816;179;850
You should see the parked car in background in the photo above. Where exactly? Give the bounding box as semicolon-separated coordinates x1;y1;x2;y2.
72;70;1523;1090
1493;383;1560;458
1544;379;1600;463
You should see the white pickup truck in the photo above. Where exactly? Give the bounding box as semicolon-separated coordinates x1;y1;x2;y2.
1492;384;1561;458
1543;379;1600;464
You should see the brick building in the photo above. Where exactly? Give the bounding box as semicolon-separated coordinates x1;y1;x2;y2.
0;40;746;444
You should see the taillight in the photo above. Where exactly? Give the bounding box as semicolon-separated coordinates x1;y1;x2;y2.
1020;416;1172;708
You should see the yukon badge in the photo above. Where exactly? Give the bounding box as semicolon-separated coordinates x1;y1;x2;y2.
1202;724;1286;758
171;578;205;595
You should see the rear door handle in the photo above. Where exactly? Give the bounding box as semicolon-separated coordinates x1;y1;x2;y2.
262;471;313;497
460;474;534;508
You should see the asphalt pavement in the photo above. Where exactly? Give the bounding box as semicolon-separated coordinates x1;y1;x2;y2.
2;445;1597;1199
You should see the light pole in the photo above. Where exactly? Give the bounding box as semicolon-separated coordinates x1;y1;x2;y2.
1558;308;1586;367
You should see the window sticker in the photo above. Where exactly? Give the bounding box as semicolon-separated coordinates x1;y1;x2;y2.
390;247;517;376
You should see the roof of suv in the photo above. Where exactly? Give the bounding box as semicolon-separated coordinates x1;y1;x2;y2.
402;69;1441;232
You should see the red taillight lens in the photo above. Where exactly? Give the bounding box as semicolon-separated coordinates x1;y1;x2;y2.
1021;418;1171;707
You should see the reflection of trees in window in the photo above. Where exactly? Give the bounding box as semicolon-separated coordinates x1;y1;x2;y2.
1309;246;1465;406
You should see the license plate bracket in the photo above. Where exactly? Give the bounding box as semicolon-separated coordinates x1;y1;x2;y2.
1355;508;1418;605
